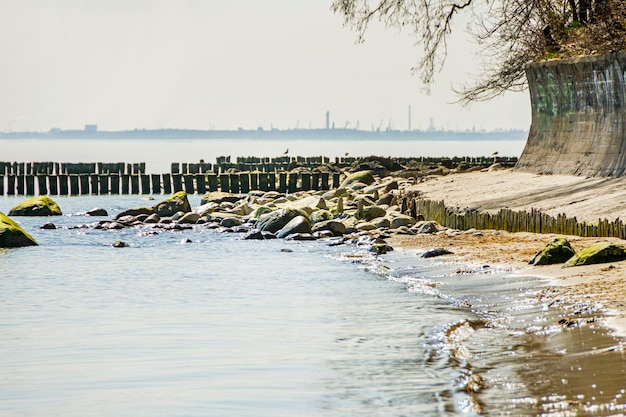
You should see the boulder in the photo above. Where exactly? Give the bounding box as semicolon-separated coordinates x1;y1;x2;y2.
340;170;376;188
112;240;129;248
286;195;328;211
115;207;154;220
200;191;244;205
276;216;312;238
86;207;108;216
310;210;333;225
153;191;191;217
421;248;453;258
369;243;393;254
285;233;316;241
0;212;38;247
311;219;347;237
564;242;626;267
364;205;386;221
529;237;576;265
389;214;416;229
40;222;57;230
144;213;161;224
370;217;391;229
9;196;62;216
356;222;378;231
243;229;265;240
256;208;307;233
178;212;201;224
221;217;242;228
414;221;439;234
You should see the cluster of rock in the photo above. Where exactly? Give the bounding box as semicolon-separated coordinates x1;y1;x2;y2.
530;237;626;267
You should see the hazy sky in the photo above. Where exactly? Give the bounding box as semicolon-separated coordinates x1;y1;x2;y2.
1;1;531;132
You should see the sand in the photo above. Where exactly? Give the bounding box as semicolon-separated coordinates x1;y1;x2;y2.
391;169;626;337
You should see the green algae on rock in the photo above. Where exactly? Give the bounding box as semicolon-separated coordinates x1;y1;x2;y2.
153;191;191;217
564;242;626;267
8;196;62;216
0;212;38;247
340;170;376;187
530;237;576;266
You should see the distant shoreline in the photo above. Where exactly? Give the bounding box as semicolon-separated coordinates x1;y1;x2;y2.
0;128;528;141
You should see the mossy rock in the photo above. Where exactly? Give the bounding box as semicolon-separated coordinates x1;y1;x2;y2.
530;237;576;266
9;196;62;216
0;211;38;247
115;206;155;220
564;242;626;267
153;191;191;217
256;208;308;233
310;209;333;225
340;170;376;187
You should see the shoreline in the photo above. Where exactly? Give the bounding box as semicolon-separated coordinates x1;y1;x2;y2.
388;228;626;338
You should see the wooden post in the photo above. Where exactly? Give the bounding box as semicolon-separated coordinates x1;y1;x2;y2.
268;172;277;191
37;175;47;195
301;173;311;191
321;172;329;190
278;172;287;193
332;172;340;189
99;175;109;195
0;175;4;195
196;174;206;194
240;173;250;194
288;172;298;193
172;174;183;192
130;175;140;194
16;175;25;195
162;174;172;194
207;174;218;192
141;174;150;194
25;175;35;195
229;173;240;193
311;173;320;191
171;163;180;174
259;173;269;191
219;174;229;192
90;174;99;195
58;175;68;195
110;174;120;194
250;172;259;191
70;175;80;195
7;175;15;195
121;174;130;194
151;174;161;194
79;175;89;195
184;175;195;194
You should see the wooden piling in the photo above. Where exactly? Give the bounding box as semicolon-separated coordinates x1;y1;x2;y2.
59;175;68;195
37;175;47;195
79;175;89;195
99;175;109;194
229;174;240;193
183;175;195;194
250;172;259;191
196;174;206;194
207;174;218;192
301;173;311;191
288;173;298;193
219;174;229;193
26;175;35;195
332;173;340;189
259;173;269;191
162;174;172;194
268;173;277;191
110;174;120;194
16;175;25;195
172;174;183;192
70;175;80;195
278;172;287;193
0;175;4;195
141;175;151;194
121;175;130;194
151;174;161;194
130;175;140;194
311;173;320;191
321;172;329;190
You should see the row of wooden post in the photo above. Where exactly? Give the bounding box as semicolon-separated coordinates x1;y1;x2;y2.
0;171;341;196
404;197;626;240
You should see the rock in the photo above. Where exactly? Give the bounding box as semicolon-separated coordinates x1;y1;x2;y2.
313;230;335;239
206;212;241;223
112;240;129;248
421;248;454;258
285;233;316;241
414;221;439;234
364;205;386;221
311;219;347;237
0;211;38;247
341;170;376;187
115;207;154;220
529;237;576;265
144;213;161;224
370;217;391;229
194;202;219;217
178;212;201;224
286;195;328;211
356;222;378;231
369;243;393;254
389;214;416;229
310;210;333;225
276;216;312;238
256;208;307;233
40;222;57;230
200;191;244;205
9;196;62;216
564;242;626;267
395;226;415;235
180;238;193;244
85;207;108;216
152;191;191;217
116;215;139;226
243;229;265;240
221;217;242;228
376;192;395;206
262;231;278;239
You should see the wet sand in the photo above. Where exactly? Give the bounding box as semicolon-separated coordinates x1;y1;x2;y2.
393;169;626;337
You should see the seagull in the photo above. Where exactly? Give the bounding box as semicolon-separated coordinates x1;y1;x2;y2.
344;152;349;157
283;148;289;155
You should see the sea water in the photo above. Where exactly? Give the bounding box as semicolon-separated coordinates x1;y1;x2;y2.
1;194;626;416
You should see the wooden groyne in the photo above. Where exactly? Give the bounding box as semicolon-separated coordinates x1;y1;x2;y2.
0;155;517;196
403;197;626;239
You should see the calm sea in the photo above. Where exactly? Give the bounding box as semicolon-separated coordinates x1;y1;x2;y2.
1;137;625;416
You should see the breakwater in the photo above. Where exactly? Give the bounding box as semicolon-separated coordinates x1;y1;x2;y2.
402;197;626;239
0;155;517;196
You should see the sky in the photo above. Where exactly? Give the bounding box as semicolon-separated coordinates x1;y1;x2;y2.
0;1;531;133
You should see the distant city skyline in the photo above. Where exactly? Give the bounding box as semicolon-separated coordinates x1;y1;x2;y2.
0;1;531;133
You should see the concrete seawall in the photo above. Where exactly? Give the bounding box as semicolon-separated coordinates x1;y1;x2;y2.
516;51;626;177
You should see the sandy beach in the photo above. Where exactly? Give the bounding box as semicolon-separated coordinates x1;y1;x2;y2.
392;168;626;337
